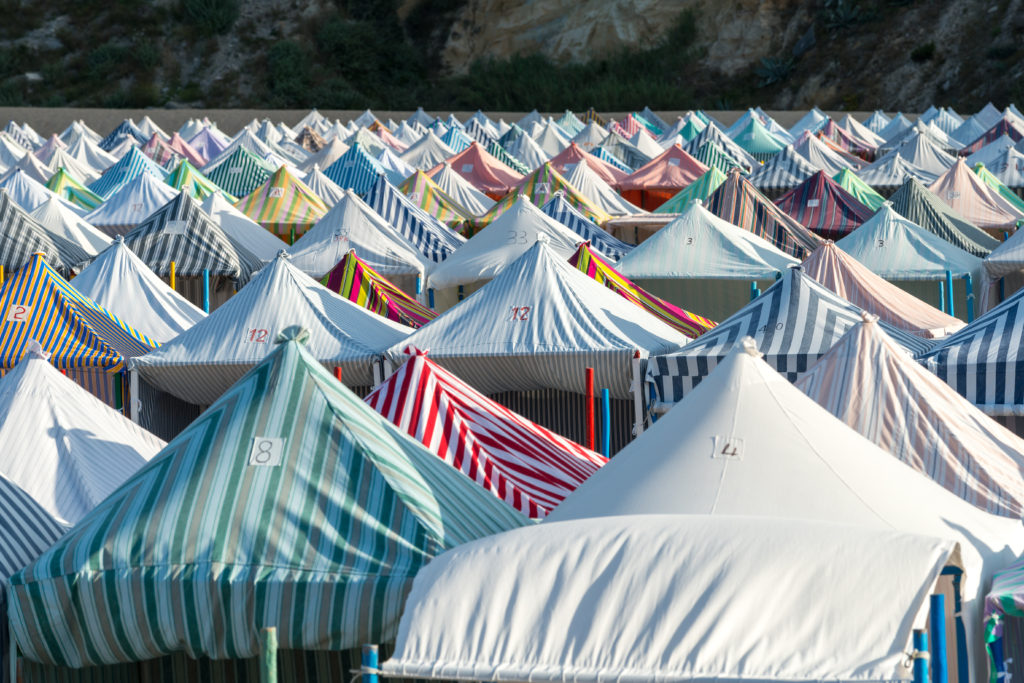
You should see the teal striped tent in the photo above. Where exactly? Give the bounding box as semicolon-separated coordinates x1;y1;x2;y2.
203;146;272;198
86;146;167;199
323;142;386;195
7;326;526;682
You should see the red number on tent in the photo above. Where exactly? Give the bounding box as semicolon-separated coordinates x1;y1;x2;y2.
5;304;30;322
509;306;531;321
246;328;269;343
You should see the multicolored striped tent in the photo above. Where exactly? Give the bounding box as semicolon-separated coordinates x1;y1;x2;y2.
473;163;610;228
654;167;728;213
646;267;933;407
97;118;146;151
0;190;89;276
929;158;1024;231
986;147;1024;191
774;170;874;240
683;122;757;171
960;117;1024;156
364;174;466;263
366;347;606;518
8;326;525;679
832;167;886;211
818;119;877;160
203;145;272;198
323;250;436;329
45;167;102;210
616;144;709;210
398;169;474;226
796;314;1024;517
569;242;715;339
234;165;327;241
889;177;1000;256
704;169;822;259
689;139;747;177
165;159;233;201
141;132;206;167
539;193;633;262
323;141;386;195
86;145;167;199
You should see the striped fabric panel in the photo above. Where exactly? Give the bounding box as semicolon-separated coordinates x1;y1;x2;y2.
397;171;471;226
363;175;464;263
818;121;877;160
461;120;494;148
204;147;271;198
974;163;1024;214
654;168;728;213
774;171;874;239
648;269;933;405
889;178;999;257
0;191;90;276
234;168;327;238
474;164;610;228
323;143;385;195
832;168;886;211
591;147;632;173
366;350;606;518
87;148;166;199
486;141;530;175
692;140;747;175
323;252;435;329
97;121;146;151
440;127;475;153
540;195;633;262
165;161;234;202
961;119;1024;156
7;336;524;669
569;243;715;339
46;169;103;210
748;147;818;197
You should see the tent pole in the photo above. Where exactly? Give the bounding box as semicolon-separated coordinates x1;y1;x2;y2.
945;271;955;318
259;627;277;683
1000;277;1006;303
631;351;645;437
938;280;946;314
428;288;435;309
129;369;140;423
0;264;5;287
361;644;379;683
9;629;17;683
333;367;342;383
113;371;124;413
929;594;948;683
601;388;611;458
585;368;595;451
416;275;422;295
457;285;464;302
965;275;974;322
202;269;210;313
913;630;929;683
750;281;760;301
169;260;176;291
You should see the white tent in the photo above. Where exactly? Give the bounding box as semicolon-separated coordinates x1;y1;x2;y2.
299;165;346;207
84;172;180;236
199;191;285;263
399;130;457;171
965;134;1019;169
296;136;349;174
73;237;206;343
45;147;100;183
787;106;828;138
792;131;855;176
532;118;571;157
2;151;53;185
65;133;117;173
0;168;82;215
504;130;549;170
28;196;111;256
377;146;416;185
130;252;412;405
562;160;638;216
431;162;494;215
0;348;163;526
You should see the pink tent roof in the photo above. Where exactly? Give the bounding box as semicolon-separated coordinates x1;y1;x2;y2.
928;157;1024;231
616;144;708;192
365;348;607;518
426;141;524;196
372;124;409;153
547;142;627;184
801;241;965;339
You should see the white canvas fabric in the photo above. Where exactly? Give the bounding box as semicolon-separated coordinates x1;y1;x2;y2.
300;166;346;207
377;146;416;185
858;150;939;188
85;173;180;234
73;237;206;343
0;168;83;215
0;351;163;526
399;131;456;171
426;197;585;290
792;132;855;176
29;196;111;256
46;147;101;183
563;160;638;216
532;118;571;157
297;136;349;174
965;134;1019;169
431;162;494;215
384;514;954;683
787;106;828;138
504;130;549;170
199;192;286;263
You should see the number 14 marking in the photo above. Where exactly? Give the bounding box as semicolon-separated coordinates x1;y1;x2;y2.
509;306;531;321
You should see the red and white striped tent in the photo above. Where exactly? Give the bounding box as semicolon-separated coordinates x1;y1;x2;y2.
366;348;607;518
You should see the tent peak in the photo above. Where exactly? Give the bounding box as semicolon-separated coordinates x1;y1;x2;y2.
860;310;879;324
274;324;309;345
25;338;50;360
738;336;762;358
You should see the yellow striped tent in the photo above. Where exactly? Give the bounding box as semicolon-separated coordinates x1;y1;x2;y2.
398;170;474;227
234;165;328;242
473;163;610;229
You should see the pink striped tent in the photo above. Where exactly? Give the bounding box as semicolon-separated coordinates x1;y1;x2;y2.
817;120;877;161
366;348;607;518
959;117;1024;156
547;142;627;184
774;170;874;240
928;157;1024;232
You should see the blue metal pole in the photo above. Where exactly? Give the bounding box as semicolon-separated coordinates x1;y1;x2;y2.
457;285;464;302
938;280;945;313
965;274;974;322
428;288;435;309
601;388;611;458
930;594;948;683
361;644;379;683
202;268;210;313
991;636;1006;683
750;281;760;301
945;270;955;318
416;275;422;295
913;630;929;683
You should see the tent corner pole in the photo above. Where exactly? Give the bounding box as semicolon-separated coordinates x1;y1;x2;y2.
9;628;17;683
938;280;946;314
965;274;974;322
913;629;929;683
631;351;645;437
601;388;611;458
361;644;379;683
945;271;955;318
259;627;277;683
202;269;210;313
129;369;140;424
585;367;595;451
929;594;948;683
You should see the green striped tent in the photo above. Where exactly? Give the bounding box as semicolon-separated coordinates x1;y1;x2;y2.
691;140;747;176
487;140;530;175
397;169;474;226
832;168;886;212
7;326;526;681
655;167;728;214
166;159;235;202
45;167;102;210
204;146;272;198
472;163;611;229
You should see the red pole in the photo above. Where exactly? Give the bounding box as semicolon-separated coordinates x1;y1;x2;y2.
585;367;595;451
333;366;342;383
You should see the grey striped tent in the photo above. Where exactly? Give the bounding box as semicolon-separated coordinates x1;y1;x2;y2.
8;326;525;682
748;145;820;198
683;122;757;171
539;193;634;262
363;173;465;263
0;189;89;276
856;152;933;195
131;252;412;405
888;177;999;257
646;267;934;408
203;146;271;198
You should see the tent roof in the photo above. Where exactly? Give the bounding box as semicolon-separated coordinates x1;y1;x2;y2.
10;328;524;668
84;171;181;231
323;250;436;329
432;162;495;215
731;116;786;161
503;129;550;170
376;146;416;185
618;198;798;280
616;144;708;192
792;131;855;176
797;315;1024;517
45;166;102;210
397;169;473;225
0;190;90;276
301;165;346;207
234;164;328;237
889;177;999;257
203;145;272;198
322;141;386;195
427;142;524;196
748;144;819;194
296;135;348;174
774;170;874;239
391;239;689;398
928;158;1024;230
858;149;936;188
683;122;757;170
547;142;626;185
538;193;634;263
831;167;886;211
366;348;606;518
398;130;457;171
87;146;166;199
801;242;965;339
165;159;231;202
654;167;728;212
28;196;110;256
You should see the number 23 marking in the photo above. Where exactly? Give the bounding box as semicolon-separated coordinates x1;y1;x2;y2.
509;306;531;321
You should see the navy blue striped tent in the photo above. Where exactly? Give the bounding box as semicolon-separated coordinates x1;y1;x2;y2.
923;285;1024;415
463;119;496;147
647;267;934;409
87;146;167;199
0;190;90;277
97;119;147;152
363;174;465;263
324;142;386;195
539;193;634;262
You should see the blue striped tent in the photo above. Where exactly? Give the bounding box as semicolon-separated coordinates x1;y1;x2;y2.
486;140;530;175
324;142;385;195
7;326;525;681
647;266;934;408
463;118;497;146
97;119;147;151
87;146;167;199
591;146;632;173
441;126;475;153
539;193;634;262
363;174;465;263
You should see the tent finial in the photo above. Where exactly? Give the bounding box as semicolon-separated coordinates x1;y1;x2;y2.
275;325;309;345
738;336;762;358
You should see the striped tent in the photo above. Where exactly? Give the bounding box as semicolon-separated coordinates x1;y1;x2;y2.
366;348;606;519
960;117;1024;156
441;126;475;154
832;167;886;211
132;253;412;405
974;163;1024;215
431;162;495;216
646;267;933;408
0;190;89;276
203;146;272;198
363;174;466;262
929;158;1024;232
165;159;232;201
556;110;586;136
655;167;728;213
141;132;206;167
683;122;757;171
397;169;474;226
801;242;965;338
889;177;1000;256
792;131;857;175
302;165;346;207
86;146;167;200
774;170;874;240
45;167;102;210
97;119;146;151
539;193;633;262
323;141;386;195
84;172;181;237
704;169;822;259
8;326;525;680
818;119;877;160
731;117;785;162
428;142;523;199
323;251;436;329
689;139;746;176
591;145;632;173
486;139;531;175
965;135;1018;170
884;131;957;176
796;315;1024;517
569;242;715;339
858;151;936;194
547;141;627;185
580;107;606;126
617;144;708;210
473;163;610;228
234;165;327;241
986;147;1024;191
747;145;819;201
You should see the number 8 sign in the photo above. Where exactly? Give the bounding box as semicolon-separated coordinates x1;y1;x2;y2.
249;437;284;466
5;305;31;323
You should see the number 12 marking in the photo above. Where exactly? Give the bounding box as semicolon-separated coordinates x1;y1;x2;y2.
509;306;531;321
